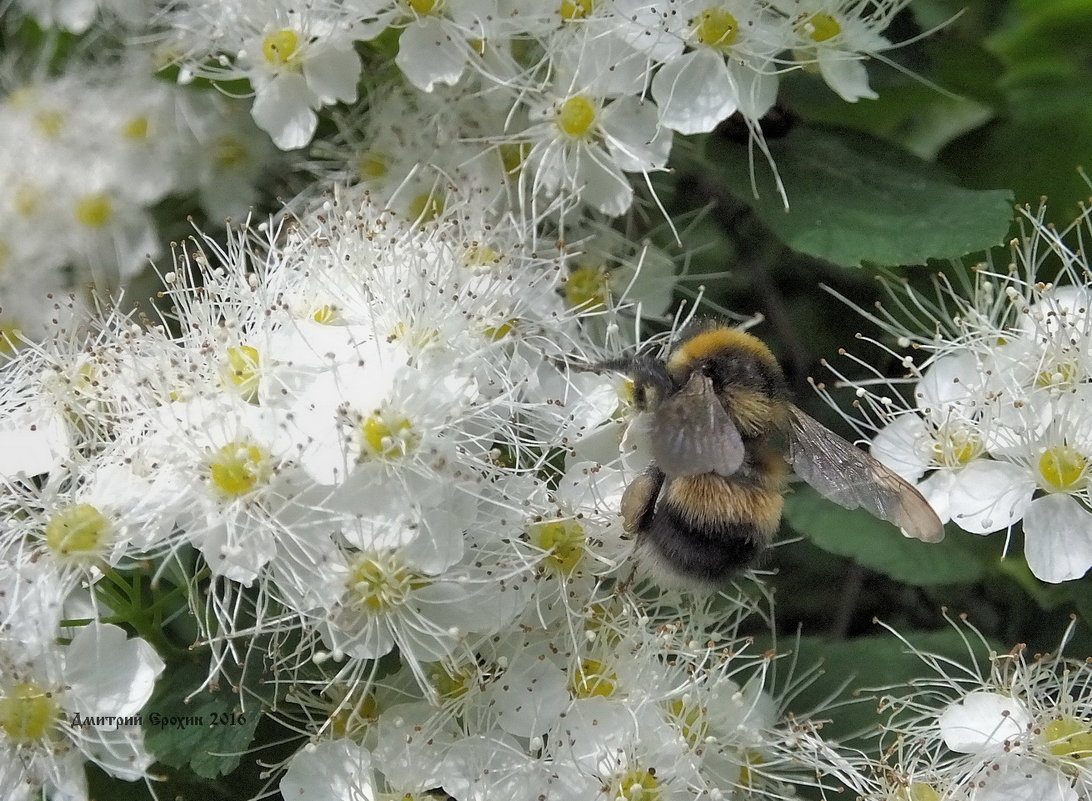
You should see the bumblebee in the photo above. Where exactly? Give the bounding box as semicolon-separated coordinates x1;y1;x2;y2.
590;321;944;585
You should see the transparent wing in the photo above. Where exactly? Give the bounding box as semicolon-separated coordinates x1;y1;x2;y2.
649;373;745;477
787;406;944;542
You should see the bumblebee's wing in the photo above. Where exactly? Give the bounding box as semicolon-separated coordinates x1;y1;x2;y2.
649;372;745;477
786;406;944;543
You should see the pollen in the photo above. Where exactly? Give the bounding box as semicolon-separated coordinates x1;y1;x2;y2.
349;554;430;612
695;8;740;49
0;682;57;743
556;95;598;139
799;12;842;42
44;503;110;559
209;442;271;497
1038;446;1087;493
569;658;617;698
75;194;114;227
529;519;586;574
223;345;261;403
262;29;300;66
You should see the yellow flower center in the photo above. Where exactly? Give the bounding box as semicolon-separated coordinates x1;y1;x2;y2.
903;783;941;801
932;425;982;468
666;698;709;744
738;749;764;788
611;767;661;801
14;184;40;216
1036;359;1079;388
429;661;476;700
0;682;57;743
44;503;110;559
311;304;340;324
214;136;248;168
223;345;261;403
529;520;586;574
262;29;300;66
564;265;610;310
357;150;390;181
556;96;598;139
569;658;617;698
408;192;445;224
799;12;842;42
360;414;419;459
1038;446;1087;492
695;8;739;49
122;115;150;139
75;194;113;227
498;141;530;175
406;0;443;13
349;554;430;612
329;691;379;738
388;322;439;351
560;0;594;20
34;109;64;137
483;319;516;340
0;322;21;355
1046;717;1092;758
209;442;271;497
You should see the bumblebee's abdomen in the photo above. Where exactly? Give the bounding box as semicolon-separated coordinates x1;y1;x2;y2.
640;472;785;585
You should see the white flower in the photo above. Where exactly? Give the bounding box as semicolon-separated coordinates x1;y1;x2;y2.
0;563;164;801
772;0;909;101
642;0;786;133
523;89;673;216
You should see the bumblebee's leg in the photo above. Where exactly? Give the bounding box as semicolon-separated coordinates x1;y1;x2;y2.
616;464;665;594
619;464;665;535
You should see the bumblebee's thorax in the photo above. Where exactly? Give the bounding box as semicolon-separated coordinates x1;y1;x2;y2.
666;326;791;437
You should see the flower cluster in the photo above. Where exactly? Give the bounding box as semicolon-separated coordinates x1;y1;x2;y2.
823;201;1092;583
159;0;913;215
0;196;837;799
846;617;1092;801
0;59;278;343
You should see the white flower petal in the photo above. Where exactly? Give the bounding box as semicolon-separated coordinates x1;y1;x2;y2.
65;624;165;718
281;740;376;801
0;405;69;478
251;73;317;150
947;460;1035;534
304;43;362;104
396;18;466;92
601;96;672;173
1023;493;1092;583
871;414;933;479
938;690;1031;753
816;51;876;102
651;50;736;134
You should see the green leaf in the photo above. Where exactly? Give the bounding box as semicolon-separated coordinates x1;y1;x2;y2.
782;484;986;585
707;126;1014;267
144;660;263;779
